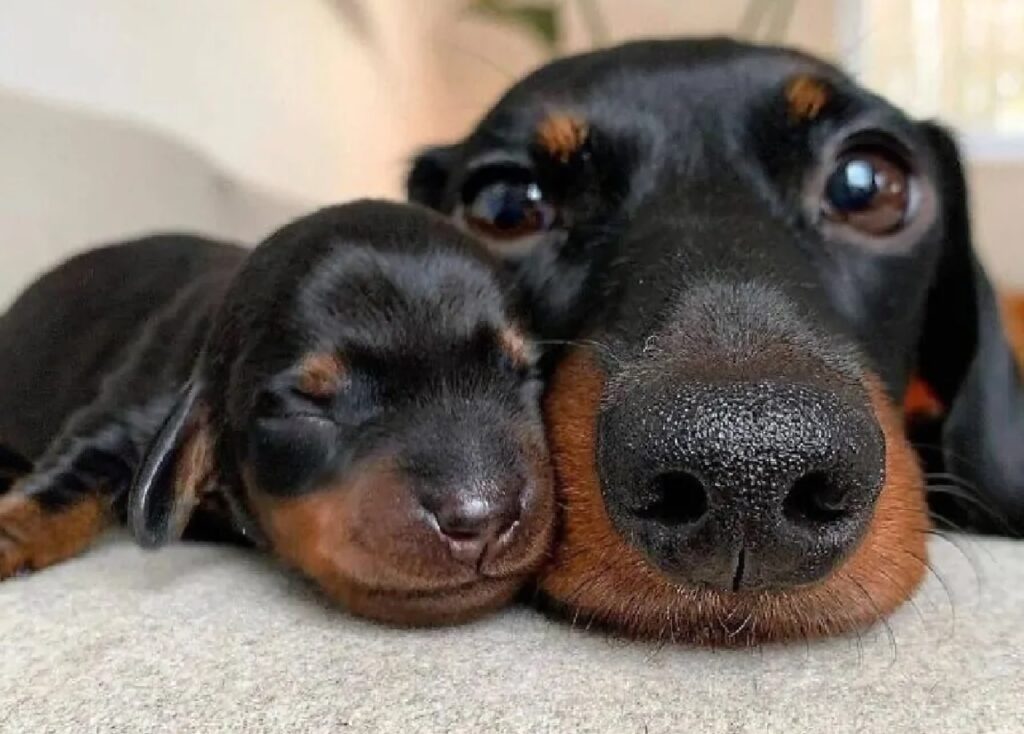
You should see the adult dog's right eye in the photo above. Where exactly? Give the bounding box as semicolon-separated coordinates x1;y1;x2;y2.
456;164;560;253
822;148;914;236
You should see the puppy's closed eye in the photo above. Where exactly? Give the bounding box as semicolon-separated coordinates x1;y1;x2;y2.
248;414;339;496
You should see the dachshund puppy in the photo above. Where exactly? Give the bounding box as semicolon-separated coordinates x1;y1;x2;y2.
408;38;1024;643
0;201;554;625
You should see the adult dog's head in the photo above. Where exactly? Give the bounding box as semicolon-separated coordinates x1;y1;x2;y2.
409;38;1024;643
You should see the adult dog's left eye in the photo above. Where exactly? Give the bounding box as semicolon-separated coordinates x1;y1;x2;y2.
456;165;559;250
822;149;914;235
463;180;557;239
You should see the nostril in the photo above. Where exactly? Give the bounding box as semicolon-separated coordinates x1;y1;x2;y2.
440;527;483;543
635;470;710;525
431;497;520;566
782;471;851;526
434;514;490;566
434;502;491;542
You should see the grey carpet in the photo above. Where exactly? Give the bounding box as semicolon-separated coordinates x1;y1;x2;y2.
1;535;1021;733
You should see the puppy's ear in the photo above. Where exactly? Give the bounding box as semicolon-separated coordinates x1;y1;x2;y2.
406;144;460;211
916;122;1024;534
0;444;33;494
129;380;218;548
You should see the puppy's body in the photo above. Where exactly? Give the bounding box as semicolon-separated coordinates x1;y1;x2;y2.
0;202;554;625
0;237;243;462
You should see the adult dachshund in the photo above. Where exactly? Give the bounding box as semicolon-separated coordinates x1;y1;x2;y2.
0;201;554;625
408;38;1024;643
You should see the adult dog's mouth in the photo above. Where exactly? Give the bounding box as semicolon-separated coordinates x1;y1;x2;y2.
537;349;930;646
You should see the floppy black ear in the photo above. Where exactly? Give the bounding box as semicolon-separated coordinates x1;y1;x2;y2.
0;444;33;494
129;380;217;548
406;144;460;211
916;122;1024;535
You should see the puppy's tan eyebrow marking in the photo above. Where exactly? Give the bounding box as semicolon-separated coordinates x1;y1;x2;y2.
785;75;830;122
297;353;346;398
536;112;589;162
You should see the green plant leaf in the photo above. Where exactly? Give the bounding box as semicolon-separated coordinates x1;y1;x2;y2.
467;0;561;53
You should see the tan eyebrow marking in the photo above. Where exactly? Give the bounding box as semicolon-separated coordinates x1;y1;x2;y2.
536;112;589;163
785;75;830;122
296;353;346;398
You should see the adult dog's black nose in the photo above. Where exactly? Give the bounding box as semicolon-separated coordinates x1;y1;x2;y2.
599;381;886;591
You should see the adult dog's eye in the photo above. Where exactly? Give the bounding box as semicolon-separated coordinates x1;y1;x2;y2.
822;149;913;236
456;164;559;250
464;180;556;239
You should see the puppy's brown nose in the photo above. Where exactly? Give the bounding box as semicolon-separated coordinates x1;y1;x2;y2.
432;496;520;566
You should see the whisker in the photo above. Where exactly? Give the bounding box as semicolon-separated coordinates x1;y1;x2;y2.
561;572;603;617
533;337;623;367
927;507;968;533
850;618;865;667
654;598;676;650
925;483;1016;535
847;575;898;667
873;553;928;631
645;635;670;662
726;608;756;640
829;586;865;666
911;441;985;476
925;472;979;490
907;546;957;638
926;527;988;595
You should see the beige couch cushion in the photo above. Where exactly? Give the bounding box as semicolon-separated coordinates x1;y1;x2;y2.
0;87;304;307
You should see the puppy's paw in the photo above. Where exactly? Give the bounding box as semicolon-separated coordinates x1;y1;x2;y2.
0;492;106;580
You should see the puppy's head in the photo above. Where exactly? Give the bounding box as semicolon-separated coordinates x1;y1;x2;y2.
409;39;1024;643
129;201;554;626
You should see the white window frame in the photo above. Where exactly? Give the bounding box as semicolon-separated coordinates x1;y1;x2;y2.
834;0;1024;161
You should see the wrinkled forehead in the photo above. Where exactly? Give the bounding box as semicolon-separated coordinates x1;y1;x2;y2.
294;245;512;354
468;41;900;158
216;244;522;422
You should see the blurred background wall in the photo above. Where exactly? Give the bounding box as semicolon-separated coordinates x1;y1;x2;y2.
0;0;1021;298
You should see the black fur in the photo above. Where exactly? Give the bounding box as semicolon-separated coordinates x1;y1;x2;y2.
0;236;241;524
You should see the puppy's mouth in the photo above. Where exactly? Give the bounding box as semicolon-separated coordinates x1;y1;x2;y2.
337;574;531;627
360;574;526;599
246;458;556;627
538;349;930;645
337;505;555;626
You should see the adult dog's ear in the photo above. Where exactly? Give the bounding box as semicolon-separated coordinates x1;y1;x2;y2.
406;144;460;211
916;122;1024;535
129;380;217;548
